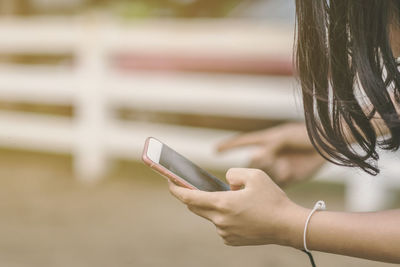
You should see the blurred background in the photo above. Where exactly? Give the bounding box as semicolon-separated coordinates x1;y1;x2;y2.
0;1;399;266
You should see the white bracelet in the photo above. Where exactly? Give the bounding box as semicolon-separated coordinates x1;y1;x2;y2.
303;200;326;253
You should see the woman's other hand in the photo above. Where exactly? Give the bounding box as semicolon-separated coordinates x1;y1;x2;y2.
216;123;326;187
168;168;306;247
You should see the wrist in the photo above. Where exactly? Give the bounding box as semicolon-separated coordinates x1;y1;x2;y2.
279;203;310;249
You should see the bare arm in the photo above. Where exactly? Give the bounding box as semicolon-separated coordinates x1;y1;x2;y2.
289;207;400;263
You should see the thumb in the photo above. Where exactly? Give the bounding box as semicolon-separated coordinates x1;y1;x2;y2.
225;168;258;191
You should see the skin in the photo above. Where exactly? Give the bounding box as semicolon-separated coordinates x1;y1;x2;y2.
216;122;326;187
169;169;400;263
167;14;400;265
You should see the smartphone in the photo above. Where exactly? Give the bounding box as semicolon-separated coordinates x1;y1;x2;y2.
142;137;230;192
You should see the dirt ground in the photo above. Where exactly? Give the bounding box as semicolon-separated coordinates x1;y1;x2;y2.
0;149;398;267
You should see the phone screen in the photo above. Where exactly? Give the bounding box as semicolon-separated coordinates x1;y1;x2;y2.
159;143;230;192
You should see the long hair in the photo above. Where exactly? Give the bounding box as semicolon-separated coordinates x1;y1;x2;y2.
295;0;400;175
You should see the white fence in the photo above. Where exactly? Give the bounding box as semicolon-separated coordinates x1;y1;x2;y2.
0;16;398;212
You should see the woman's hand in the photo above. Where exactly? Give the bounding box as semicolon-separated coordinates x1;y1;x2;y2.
217;123;326;187
168;168;306;247
169;169;400;263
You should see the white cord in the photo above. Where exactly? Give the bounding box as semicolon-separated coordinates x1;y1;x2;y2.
303;200;326;253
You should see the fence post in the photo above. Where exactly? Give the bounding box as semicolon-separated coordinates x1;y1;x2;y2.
74;16;109;183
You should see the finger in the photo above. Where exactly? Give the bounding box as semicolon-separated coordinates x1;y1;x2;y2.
168;181;219;209
292;153;325;182
249;156;274;174
216;228;229;238
216;131;270;152
187;205;216;221
248;142;282;169
272;158;292;187
225;168;265;190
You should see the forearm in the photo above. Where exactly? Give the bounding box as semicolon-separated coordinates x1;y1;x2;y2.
286;206;400;263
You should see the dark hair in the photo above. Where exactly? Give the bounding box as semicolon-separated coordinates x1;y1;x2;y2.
295;0;400;175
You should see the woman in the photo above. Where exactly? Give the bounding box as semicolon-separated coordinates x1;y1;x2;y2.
169;0;400;263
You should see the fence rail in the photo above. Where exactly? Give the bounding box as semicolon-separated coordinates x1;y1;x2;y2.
0;17;398;212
